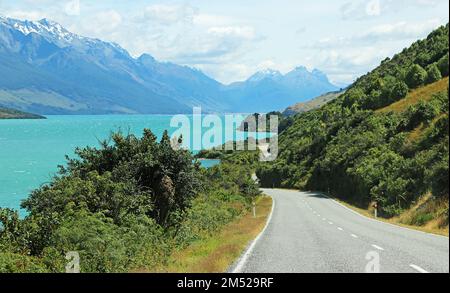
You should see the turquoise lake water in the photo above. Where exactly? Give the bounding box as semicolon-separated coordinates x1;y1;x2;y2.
0;115;267;213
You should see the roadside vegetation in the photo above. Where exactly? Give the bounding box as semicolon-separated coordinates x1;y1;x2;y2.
255;24;449;232
0;130;261;272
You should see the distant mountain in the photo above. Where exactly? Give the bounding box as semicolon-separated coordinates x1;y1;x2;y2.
283;89;346;116
0;106;45;119
0;16;338;114
223;67;339;113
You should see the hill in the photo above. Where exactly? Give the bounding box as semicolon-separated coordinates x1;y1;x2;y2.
0;106;45;119
256;24;449;229
283;89;346;116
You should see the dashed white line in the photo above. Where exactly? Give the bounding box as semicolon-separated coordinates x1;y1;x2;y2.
337;227;343;231
350;234;358;238
371;244;385;251
410;264;429;273
328;221;333;225
322;218;326;221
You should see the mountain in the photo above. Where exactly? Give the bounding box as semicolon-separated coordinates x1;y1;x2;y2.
283;89;346;116
0;16;337;114
257;24;449;228
0;16;225;114
0;106;45;119
223;66;339;113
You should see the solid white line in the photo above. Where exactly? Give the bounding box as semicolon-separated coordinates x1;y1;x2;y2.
337;227;343;231
319;192;449;239
410;264;429;273
351;234;358;238
231;196;276;273
371;244;384;251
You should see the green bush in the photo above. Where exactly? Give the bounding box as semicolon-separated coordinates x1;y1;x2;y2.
437;53;449;76
426;63;442;84
406;64;428;88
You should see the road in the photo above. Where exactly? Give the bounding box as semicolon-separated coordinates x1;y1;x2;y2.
233;189;449;273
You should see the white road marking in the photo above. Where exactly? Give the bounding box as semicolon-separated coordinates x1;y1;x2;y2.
232;197;275;273
337;227;343;231
371;244;384;251
322;218;326;221
328;221;333;225
351;234;358;238
410;264;429;273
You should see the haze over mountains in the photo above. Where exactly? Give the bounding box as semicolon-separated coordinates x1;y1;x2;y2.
0;16;339;115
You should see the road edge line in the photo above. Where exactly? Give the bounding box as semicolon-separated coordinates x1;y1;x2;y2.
230;195;276;273
319;192;449;240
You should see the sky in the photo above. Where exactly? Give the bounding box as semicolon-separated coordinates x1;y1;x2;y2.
0;0;449;86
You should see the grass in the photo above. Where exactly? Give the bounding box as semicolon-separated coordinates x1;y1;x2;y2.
332;197;449;237
152;196;273;273
377;77;449;113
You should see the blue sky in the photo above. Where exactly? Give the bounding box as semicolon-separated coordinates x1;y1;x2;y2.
1;0;448;85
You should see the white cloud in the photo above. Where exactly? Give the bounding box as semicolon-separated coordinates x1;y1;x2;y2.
144;4;197;25
208;26;256;40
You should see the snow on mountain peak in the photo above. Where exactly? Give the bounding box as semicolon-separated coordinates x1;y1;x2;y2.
248;68;282;82
1;17;77;45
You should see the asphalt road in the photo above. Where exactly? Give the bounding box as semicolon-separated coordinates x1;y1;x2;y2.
233;189;449;273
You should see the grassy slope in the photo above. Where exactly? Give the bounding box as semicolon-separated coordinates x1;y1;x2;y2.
151;196;272;273
377;77;449;113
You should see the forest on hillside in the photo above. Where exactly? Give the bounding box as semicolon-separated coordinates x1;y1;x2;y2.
257;24;449;226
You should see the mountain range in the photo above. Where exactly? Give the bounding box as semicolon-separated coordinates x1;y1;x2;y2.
0;16;339;114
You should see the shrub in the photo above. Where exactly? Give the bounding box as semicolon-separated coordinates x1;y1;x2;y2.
426;63;443;84
406;64;428;88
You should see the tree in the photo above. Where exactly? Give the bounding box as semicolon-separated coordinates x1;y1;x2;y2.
406;64;427;88
437;53;449;77
389;81;409;102
426;63;442;84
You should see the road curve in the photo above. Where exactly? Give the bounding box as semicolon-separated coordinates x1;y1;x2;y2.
234;189;449;273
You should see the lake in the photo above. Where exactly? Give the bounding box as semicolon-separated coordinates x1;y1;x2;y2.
0;115;268;212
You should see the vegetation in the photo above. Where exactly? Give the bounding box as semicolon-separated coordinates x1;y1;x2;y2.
153;196;272;273
0;130;261;272
256;24;449;228
0;106;45;119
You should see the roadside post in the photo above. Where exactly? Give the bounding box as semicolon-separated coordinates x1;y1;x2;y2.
253;201;256;218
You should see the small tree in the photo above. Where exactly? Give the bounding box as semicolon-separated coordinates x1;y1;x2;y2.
426;64;442;84
389;81;409;102
437;53;449;77
406;64;427;88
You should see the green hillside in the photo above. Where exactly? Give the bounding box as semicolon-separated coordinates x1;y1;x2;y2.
257;24;449;228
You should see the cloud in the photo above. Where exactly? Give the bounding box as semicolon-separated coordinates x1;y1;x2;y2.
304;19;444;48
80;10;122;35
144;4;197;25
207;26;256;40
340;0;443;20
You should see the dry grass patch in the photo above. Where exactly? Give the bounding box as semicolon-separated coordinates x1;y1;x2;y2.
155;196;273;273
377;77;449;113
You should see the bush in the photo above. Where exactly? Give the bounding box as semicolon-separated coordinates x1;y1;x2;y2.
406;64;428;88
437;53;449;76
426;63;442;84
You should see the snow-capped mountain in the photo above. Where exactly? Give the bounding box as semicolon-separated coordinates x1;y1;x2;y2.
223;66;339;113
0;16;338;114
248;69;283;82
